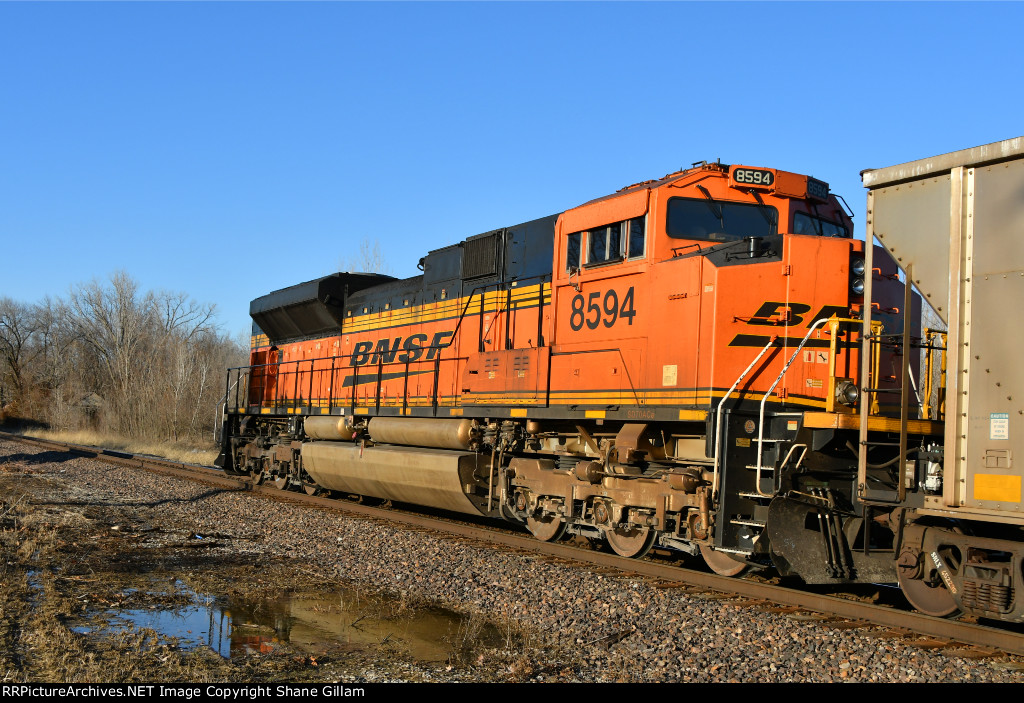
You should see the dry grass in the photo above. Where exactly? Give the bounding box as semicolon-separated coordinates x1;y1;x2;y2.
24;430;219;466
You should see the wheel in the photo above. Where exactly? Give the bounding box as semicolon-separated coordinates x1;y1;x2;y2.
526;514;566;542
898;571;961;617
300;473;323;496
699;544;748;577
271;474;290;490
249;467;266;485
605;525;655;558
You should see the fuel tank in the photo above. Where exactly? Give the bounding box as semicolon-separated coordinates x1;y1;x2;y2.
367;417;476;450
304;416;357;441
301;441;488;516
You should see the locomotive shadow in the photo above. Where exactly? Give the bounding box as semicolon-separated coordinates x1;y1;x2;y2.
29;486;248;510
0;450;80;466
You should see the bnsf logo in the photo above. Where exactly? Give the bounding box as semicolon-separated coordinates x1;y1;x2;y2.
350;331;454;367
746;302;848;326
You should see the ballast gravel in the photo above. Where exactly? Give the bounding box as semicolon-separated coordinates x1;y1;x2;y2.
3;438;1024;683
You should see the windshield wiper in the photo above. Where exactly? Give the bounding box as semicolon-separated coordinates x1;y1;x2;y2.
750;190;778;234
807;201;824;235
696;185;724;228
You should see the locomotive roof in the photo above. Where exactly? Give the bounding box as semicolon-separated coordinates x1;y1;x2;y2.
570;162;730;211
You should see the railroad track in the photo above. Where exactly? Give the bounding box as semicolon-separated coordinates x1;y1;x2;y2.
3;429;1023;658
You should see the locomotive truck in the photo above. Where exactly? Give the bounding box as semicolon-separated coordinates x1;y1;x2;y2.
216;137;1024;622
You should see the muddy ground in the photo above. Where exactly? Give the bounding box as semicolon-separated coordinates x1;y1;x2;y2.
0;453;533;683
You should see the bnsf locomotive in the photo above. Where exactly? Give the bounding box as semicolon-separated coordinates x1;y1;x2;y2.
217;139;1024;623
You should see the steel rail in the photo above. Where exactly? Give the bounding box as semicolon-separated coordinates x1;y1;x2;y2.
2;430;1022;655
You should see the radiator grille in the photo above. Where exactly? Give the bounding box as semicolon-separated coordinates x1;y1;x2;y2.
462;234;499;279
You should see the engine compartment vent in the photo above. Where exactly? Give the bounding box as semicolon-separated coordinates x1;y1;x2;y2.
462;232;500;280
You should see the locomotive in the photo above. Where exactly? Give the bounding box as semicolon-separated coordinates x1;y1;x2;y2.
217;138;1024;623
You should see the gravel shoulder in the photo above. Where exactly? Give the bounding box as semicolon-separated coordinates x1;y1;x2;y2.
1;438;1023;683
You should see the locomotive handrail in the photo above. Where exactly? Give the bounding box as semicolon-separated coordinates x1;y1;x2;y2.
213;373;245;442
230;277;550;417
229;351;470;416
752;317;834;497
711;335;777;499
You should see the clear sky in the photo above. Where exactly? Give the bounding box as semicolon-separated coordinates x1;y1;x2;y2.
1;1;1020;337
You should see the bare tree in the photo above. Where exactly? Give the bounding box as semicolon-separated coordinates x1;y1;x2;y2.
336;238;391;275
2;271;247;444
66;272;157;435
0;298;49;409
158;291;216;340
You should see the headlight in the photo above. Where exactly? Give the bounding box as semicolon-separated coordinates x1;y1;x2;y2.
836;381;860;406
851;258;865;276
851;278;865;295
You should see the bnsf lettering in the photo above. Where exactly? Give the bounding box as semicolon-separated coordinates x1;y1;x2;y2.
350;331;453;367
746;301;846;327
371;337;400;365
398;333;428;363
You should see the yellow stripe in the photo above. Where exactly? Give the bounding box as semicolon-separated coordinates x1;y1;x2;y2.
803;413;943;434
584;410;606;419
342;283;548;334
678;410;708;421
510;409;528;417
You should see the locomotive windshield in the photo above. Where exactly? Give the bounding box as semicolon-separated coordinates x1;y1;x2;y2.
793;212;849;238
666;196;777;242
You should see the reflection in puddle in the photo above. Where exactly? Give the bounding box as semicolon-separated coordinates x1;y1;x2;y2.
73;582;502;661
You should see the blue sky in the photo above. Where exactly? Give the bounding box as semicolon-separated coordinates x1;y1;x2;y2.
1;1;1020;337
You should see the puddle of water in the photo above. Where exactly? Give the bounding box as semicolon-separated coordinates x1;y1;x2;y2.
72;581;505;661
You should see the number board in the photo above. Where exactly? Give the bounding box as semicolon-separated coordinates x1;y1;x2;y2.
731;167;775;189
806;177;830;201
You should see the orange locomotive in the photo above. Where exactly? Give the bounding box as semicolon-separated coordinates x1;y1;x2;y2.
218;161;930;589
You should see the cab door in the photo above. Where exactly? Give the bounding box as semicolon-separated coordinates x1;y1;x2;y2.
550;189;651;410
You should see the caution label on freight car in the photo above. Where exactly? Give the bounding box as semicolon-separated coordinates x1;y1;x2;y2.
991;413;1010;440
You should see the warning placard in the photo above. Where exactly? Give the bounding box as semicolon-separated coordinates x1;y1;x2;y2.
990;413;1010;440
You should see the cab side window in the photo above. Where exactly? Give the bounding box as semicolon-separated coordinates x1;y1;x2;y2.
627;216;645;258
566;216;646;270
589;223;622;264
566;232;581;272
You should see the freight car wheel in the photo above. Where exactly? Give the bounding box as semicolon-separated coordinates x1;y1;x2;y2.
272;475;290;490
526;514;566;542
699;545;748;577
898;572;961;618
605;525;655;558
